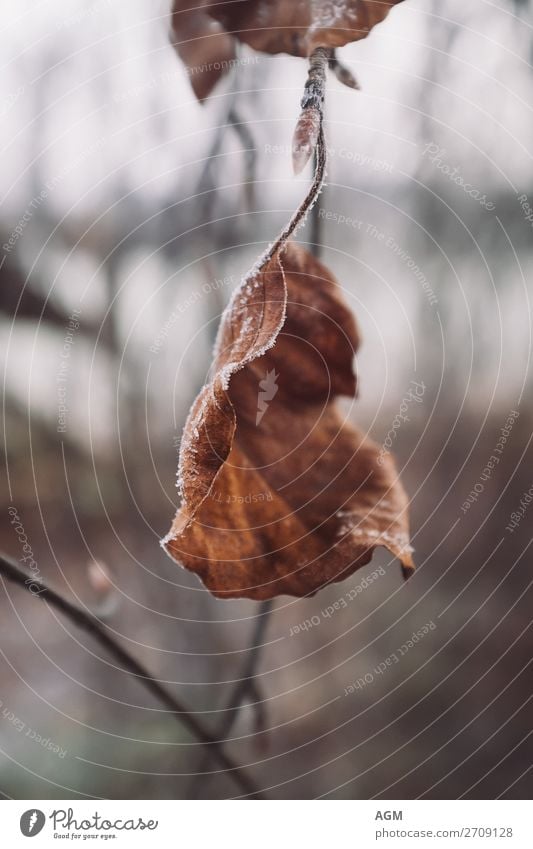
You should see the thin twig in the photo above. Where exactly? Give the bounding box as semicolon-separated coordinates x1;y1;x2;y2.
0;551;264;799
306;48;359;257
228;106;256;213
188;600;273;798
309;147;323;258
197;109;235;223
220;600;273;731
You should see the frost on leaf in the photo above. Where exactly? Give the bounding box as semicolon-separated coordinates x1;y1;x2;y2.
162;14;413;599
171;0;405;100
162;240;414;599
206;0;405;56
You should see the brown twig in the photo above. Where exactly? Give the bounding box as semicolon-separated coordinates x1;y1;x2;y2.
0;551;264;799
188;600;273;798
309;147;323;258
220;600;273;731
305;48;359;257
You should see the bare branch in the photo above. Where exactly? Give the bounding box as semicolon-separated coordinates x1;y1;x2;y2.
0;551;264;799
228;106;257;213
188;600;273;798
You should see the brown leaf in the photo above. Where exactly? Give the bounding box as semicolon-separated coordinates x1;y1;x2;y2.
170;1;237;101
206;0;405;57
162;230;413;599
171;0;404;100
162;61;413;599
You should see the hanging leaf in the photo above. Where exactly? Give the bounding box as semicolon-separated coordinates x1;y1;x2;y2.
170;1;237;101
162;241;413;600
206;0;405;57
171;0;404;101
162;116;413;600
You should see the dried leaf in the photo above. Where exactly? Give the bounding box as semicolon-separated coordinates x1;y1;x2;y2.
206;0;405;57
162;30;413;599
171;0;404;100
171;1;237;101
162;122;413;600
162;240;413;600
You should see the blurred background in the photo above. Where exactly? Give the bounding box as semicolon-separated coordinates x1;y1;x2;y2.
0;0;532;800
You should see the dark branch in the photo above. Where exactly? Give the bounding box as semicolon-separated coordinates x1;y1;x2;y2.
229;106;257;213
0;551;264;799
221;600;273;731
188;600;273;798
0;259;112;352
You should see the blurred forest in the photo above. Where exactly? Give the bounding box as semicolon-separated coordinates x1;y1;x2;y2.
1;0;532;799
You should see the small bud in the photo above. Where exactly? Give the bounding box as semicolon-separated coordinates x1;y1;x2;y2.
292;107;321;174
88;559;113;597
330;58;360;90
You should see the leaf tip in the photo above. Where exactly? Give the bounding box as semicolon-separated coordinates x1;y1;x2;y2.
401;559;416;580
